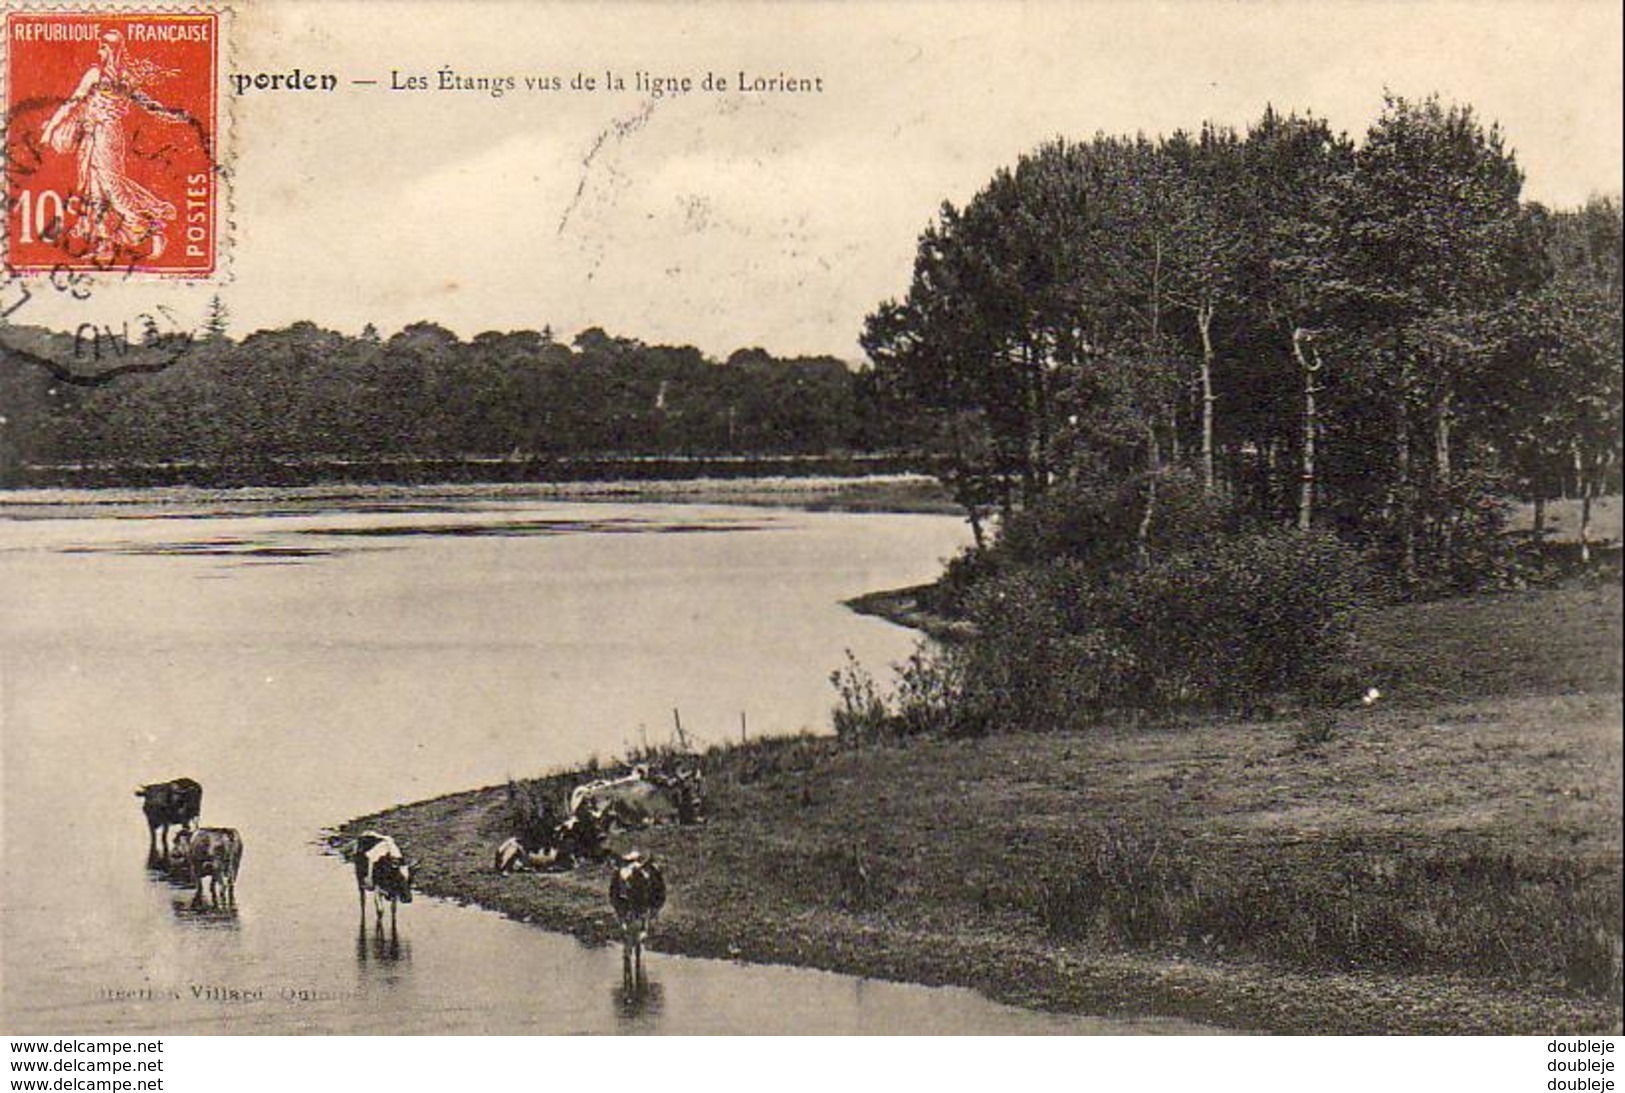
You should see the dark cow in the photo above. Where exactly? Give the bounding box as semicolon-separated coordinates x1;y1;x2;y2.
175;827;242;909
494;796;610;874
353;831;414;930
135;778;202;862
609;850;666;986
555;802;610;863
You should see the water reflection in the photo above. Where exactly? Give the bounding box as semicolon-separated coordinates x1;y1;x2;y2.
147;851;190;877
153;863;240;925
621;943;651;995
158;869;239;913
355;922;411;968
169;899;240;928
612;973;665;1029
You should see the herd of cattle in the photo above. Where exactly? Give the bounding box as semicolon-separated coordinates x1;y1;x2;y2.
494;762;704;875
136;762;697;963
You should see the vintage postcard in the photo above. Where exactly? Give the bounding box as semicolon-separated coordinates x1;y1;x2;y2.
0;0;1619;1060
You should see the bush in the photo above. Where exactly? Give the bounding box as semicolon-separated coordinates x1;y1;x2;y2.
997;469;1239;572
1416;468;1520;594
958;562;1135;730
919;543;1003;617
830;643;971;743
505;778;562;848
1104;530;1372;711
891;642;968;737
829;650;892;747
960;529;1373;725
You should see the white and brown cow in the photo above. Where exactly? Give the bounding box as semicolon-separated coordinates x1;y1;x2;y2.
493;836;566;874
570;765;705;831
176;826;242;909
353;831;414;929
609;850;666;985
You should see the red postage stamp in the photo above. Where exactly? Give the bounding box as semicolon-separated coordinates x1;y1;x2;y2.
4;9;220;277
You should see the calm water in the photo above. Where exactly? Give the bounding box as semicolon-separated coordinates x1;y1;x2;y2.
0;494;1208;1034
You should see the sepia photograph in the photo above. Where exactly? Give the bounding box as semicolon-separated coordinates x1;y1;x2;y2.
1;0;1619;1060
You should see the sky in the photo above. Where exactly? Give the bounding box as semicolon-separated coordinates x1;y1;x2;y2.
13;0;1624;363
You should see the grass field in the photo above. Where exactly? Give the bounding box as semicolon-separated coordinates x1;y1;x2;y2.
342;579;1622;1034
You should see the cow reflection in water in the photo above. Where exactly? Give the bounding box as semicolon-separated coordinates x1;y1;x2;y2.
169;895;240;926
355;921;410;966
612;974;665;1023
169;827;243;910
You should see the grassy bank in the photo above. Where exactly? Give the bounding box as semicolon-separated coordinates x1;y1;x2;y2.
338;580;1622;1034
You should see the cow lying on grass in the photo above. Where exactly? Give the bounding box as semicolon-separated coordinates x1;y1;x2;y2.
494;802;608;873
494;836;564;873
496;762;704;875
568;764;706;831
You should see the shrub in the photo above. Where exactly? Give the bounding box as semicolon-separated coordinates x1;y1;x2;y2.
891;641;969;737
505;778;562;847
997;469;1238;572
959;529;1373;725
1416;468;1521;594
1102;530;1372;712
919;544;1003;616
956;561;1134;730
829;643;970;742
829;650;891;747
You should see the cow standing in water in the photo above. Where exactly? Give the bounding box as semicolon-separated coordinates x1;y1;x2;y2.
609;851;666;988
353;831;414;932
175;827;243;909
136;778;202;865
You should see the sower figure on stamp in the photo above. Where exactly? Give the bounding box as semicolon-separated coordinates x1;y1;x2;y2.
40;30;187;263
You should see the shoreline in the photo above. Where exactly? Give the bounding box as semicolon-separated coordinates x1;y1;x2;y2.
0;473;960;520
842;584;972;642
335;691;1621;1035
334;579;1623;1036
106;480;1602;1035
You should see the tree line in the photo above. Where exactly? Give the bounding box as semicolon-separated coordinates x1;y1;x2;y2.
0;320;894;480
861;95;1622;586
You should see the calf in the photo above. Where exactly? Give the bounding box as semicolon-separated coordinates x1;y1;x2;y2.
353;831;414;929
178;827;242;909
135;778;202;861
493;836;565;874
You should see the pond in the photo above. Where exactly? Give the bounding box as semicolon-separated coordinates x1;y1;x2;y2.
0;492;1208;1034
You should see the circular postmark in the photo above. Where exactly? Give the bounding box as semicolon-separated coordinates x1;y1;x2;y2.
2;296;205;389
4;93;220;278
